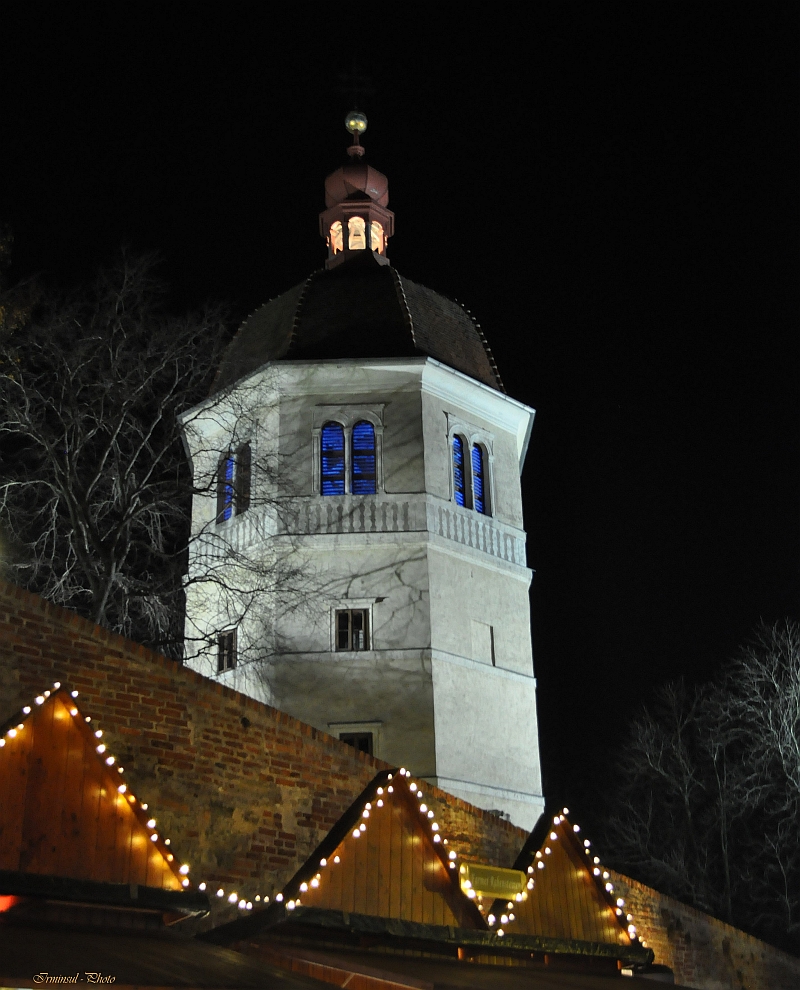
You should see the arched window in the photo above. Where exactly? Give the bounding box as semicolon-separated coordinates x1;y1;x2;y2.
471;444;487;514
321;422;345;495
452;435;467;507
351;421;376;494
348;216;366;250
330;221;343;254
370;221;384;253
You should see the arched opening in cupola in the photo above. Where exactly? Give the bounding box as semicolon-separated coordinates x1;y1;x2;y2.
329;221;344;254
348;216;366;251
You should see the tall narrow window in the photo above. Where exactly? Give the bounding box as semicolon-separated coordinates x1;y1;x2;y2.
351;421;376;494
370;221;384;253
235;442;251;514
321;422;345;495
217;445;251;523
471;444;487;514
217;629;237;672
216;453;235;523
452;435;466;507
348;216;366;250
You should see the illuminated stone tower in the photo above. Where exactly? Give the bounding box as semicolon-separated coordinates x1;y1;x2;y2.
181;113;544;829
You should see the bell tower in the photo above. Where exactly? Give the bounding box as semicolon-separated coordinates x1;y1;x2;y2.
319;112;395;268
181;114;544;830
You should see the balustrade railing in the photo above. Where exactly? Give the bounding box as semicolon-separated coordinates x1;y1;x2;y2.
202;496;526;566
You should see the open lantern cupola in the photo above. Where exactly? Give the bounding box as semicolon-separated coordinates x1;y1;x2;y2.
320;111;394;268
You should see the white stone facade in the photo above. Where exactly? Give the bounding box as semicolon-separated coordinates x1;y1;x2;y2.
180;355;544;830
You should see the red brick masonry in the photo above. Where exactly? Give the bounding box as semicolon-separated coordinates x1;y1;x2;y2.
611;872;800;990
0;580;520;930
2;579;800;986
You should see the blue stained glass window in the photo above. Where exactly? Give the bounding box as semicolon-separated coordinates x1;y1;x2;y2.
216;453;235;523
472;444;486;514
321;422;345;495
453;435;466;507
223;455;235;520
352;421;376;494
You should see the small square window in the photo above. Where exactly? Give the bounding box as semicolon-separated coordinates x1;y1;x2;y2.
336;609;370;651
340;731;373;756
217;629;237;672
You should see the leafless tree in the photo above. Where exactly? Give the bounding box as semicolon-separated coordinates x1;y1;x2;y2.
721;621;800;944
0;252;309;662
600;621;800;952
725;621;800;808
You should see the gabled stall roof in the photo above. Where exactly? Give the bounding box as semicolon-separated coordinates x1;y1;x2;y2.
487;807;644;950
0;683;194;896
202;771;652;974
204;768;484;938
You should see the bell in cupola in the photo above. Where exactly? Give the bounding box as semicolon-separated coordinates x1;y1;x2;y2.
319;111;395;269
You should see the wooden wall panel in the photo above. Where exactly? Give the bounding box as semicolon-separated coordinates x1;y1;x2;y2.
502;818;631;946
354;815;369;915
388;795;402;920
293;780;477;930
94;739;119;883
377;797;391;920
128;824;150;887
58;698;86;880
0;690;183;891
23;693;57;875
0;717;31;870
111;789;133;885
364;805;381;919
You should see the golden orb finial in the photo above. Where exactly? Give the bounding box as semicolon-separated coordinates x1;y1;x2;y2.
345;111;368;135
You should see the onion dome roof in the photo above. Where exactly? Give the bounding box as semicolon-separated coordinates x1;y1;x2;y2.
213;252;504;394
324;161;389;208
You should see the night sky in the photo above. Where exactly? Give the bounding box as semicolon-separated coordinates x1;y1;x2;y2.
4;8;798;825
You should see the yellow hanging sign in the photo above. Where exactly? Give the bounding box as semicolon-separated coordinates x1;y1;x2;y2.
459;863;527;900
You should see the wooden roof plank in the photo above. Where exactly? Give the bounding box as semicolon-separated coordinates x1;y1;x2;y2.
0;717;30;871
31;690;64;877
58;694;89;880
377;791;391;920
364;797;382;919
388;790;403;920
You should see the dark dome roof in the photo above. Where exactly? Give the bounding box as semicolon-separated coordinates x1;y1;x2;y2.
214;253;504;393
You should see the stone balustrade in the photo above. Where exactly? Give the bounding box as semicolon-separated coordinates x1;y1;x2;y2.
267;495;527;567
203;496;527;566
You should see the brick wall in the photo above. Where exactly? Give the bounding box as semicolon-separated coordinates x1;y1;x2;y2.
5;580;799;985
612;872;800;990
0;581;523;928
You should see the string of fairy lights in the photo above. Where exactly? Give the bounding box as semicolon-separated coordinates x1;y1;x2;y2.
482;808;646;948
273;768;459;916
2;689;646;946
1;684;191;891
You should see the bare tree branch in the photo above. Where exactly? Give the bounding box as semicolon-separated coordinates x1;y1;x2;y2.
599;621;800;952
